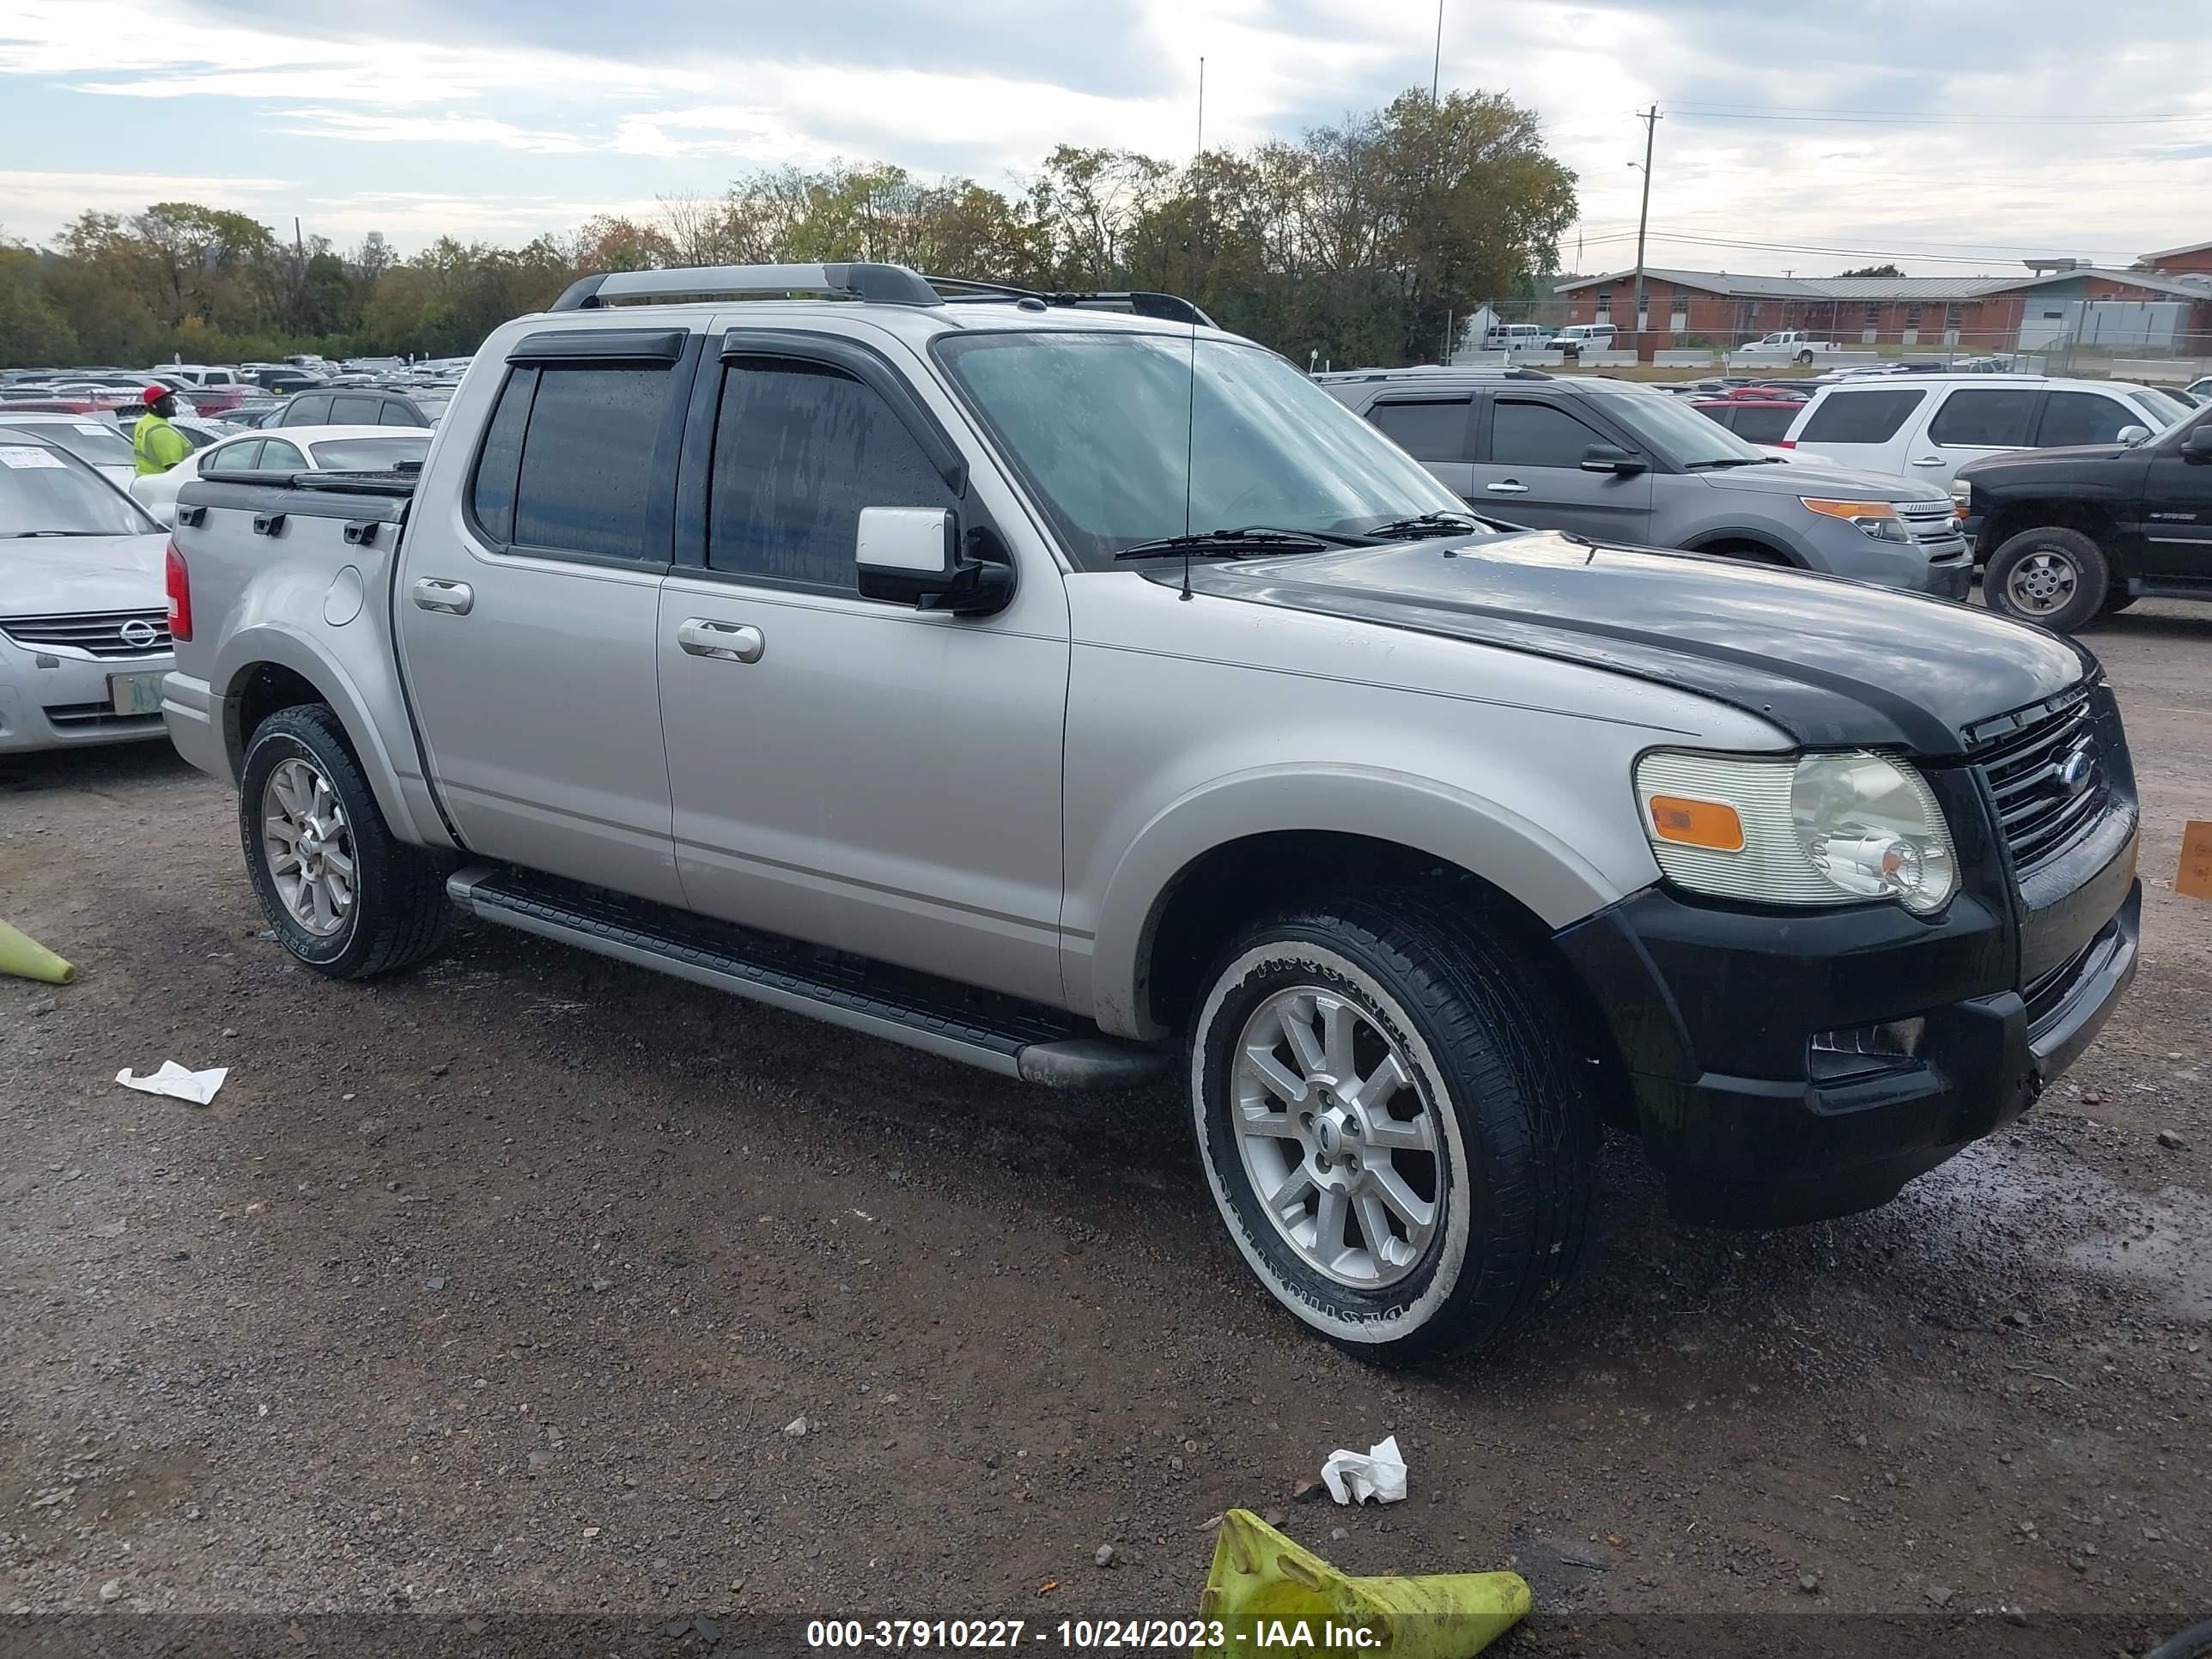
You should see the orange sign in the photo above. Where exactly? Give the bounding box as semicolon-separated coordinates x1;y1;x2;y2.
2180;821;2212;902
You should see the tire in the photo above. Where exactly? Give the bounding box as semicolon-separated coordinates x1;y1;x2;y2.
1795;349;1814;365
1188;890;1599;1364
239;703;450;978
1983;526;2108;632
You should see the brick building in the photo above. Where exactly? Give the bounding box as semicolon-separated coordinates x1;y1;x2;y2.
2142;240;2212;278
1553;258;2212;349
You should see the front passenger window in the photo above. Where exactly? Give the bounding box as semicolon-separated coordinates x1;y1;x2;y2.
1490;399;1604;467
2034;392;2133;448
707;360;957;591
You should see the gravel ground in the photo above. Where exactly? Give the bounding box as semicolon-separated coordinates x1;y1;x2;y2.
2;603;2208;1656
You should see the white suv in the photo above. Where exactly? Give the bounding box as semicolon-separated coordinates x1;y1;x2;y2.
1780;374;2195;487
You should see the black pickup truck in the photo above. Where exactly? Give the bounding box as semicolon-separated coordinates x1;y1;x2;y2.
1963;399;2212;632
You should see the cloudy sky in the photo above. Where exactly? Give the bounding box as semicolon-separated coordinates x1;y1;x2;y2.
3;0;2207;276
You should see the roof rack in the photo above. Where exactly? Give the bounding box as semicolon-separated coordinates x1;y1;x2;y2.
921;276;1214;329
1313;366;1554;383
550;262;943;312
547;261;1214;327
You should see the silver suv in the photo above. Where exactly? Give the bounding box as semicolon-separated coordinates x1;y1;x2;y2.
161;263;2140;1364
1320;368;1972;595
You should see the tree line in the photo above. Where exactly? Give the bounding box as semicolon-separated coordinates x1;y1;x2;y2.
0;88;1576;372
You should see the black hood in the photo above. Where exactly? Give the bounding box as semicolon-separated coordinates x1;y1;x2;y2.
1160;531;2093;758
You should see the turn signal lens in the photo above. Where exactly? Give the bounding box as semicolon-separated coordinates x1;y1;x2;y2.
1647;794;1746;852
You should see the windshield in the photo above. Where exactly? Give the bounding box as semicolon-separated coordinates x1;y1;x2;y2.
1587;384;1772;467
307;436;431;471
933;331;1467;568
0;443;158;537
0;421;134;467
2128;386;2194;432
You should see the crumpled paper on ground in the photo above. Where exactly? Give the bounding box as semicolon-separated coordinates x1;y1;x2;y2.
1321;1433;1407;1505
115;1061;228;1106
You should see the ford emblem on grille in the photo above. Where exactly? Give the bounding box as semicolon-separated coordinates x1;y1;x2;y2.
119;618;158;650
2057;740;2095;798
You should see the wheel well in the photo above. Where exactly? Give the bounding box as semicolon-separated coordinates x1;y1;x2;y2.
1141;830;1635;1127
1984;499;2114;552
228;662;330;771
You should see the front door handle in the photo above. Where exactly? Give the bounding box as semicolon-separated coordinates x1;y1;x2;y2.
1486;480;1531;495
678;618;766;663
411;578;473;615
1910;456;1947;466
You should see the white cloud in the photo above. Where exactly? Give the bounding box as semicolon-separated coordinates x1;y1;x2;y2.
0;168;289;223
276;109;592;154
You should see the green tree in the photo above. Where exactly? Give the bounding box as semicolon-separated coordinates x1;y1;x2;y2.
1837;264;1904;278
0;244;80;366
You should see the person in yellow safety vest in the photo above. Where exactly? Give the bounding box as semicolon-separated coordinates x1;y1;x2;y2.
131;386;192;476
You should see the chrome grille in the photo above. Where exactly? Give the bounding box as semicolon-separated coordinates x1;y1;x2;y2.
41;700;161;730
1896;500;1968;556
1972;688;2106;873
1;610;171;659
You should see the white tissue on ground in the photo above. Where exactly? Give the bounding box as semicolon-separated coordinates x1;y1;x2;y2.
115;1061;228;1105
1321;1434;1407;1505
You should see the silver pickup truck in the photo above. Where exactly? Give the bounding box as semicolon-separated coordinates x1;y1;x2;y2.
161;261;2142;1364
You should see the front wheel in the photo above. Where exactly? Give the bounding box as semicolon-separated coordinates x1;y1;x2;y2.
1983;526;2108;632
1188;892;1598;1364
240;703;450;977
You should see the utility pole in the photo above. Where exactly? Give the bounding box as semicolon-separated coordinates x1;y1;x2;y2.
1432;0;1443;100
1632;106;1659;351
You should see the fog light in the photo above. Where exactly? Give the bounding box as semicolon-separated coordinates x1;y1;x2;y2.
1810;1017;1926;1081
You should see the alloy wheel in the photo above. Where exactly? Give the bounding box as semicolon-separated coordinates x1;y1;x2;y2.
2005;549;2079;616
1231;987;1443;1289
261;757;356;937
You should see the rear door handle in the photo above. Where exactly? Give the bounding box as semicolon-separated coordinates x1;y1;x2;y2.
1486;480;1531;495
1910;456;1947;466
411;578;473;615
678;618;766;663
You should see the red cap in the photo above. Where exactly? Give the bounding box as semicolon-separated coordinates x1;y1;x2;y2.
143;385;168;406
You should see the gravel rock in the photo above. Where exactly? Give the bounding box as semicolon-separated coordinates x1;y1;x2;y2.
1926;1587;1954;1608
2157;1128;2187;1150
98;1581;121;1603
1799;1575;1821;1595
1093;1544;1116;1568
785;1416;809;1438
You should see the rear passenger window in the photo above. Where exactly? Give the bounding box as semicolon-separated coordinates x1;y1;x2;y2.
1488;399;1603;468
331;394;379;423
286;394;331;425
202;441;262;474
1369;399;1470;463
258;439;307;471
1729;404;1797;444
1929;388;2038;448
707;360;957;590
1797;389;1925;444
512;366;673;561
379;404;417;428
2033;392;2133;448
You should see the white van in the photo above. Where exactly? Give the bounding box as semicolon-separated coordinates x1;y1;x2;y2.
1484;324;1549;353
1780;374;2196;486
1547;323;1618;356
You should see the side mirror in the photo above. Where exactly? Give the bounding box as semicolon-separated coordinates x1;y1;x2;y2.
854;507;1014;616
2183;425;2212;463
1580;443;1647;476
2115;424;2150;447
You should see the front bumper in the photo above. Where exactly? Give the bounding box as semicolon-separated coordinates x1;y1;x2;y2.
1556;849;2140;1229
0;643;174;754
1795;517;1972;598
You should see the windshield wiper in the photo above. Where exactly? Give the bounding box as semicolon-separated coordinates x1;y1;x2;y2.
1115;526;1341;561
1682;457;1770;471
1364;511;1484;540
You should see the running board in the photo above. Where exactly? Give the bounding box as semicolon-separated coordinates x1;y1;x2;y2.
445;865;1168;1090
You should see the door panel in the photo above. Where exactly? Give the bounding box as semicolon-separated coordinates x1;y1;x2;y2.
2138;440;2212;585
1463;394;1653;540
396;354;689;903
658;343;1071;1003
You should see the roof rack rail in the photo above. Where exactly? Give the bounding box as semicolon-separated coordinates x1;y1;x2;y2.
1313;366;1553;383
922;276;1215;329
545;261;1217;327
549;262;943;313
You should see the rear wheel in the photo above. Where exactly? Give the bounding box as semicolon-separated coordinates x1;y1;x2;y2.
240;704;449;977
1983;526;2107;633
1795;349;1814;365
1188;890;1599;1364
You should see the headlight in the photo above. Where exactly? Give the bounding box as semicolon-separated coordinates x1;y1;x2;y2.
1635;750;1957;915
1799;497;1910;542
1948;478;1973;519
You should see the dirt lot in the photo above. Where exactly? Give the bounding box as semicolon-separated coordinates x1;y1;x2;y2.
3;605;2208;1656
